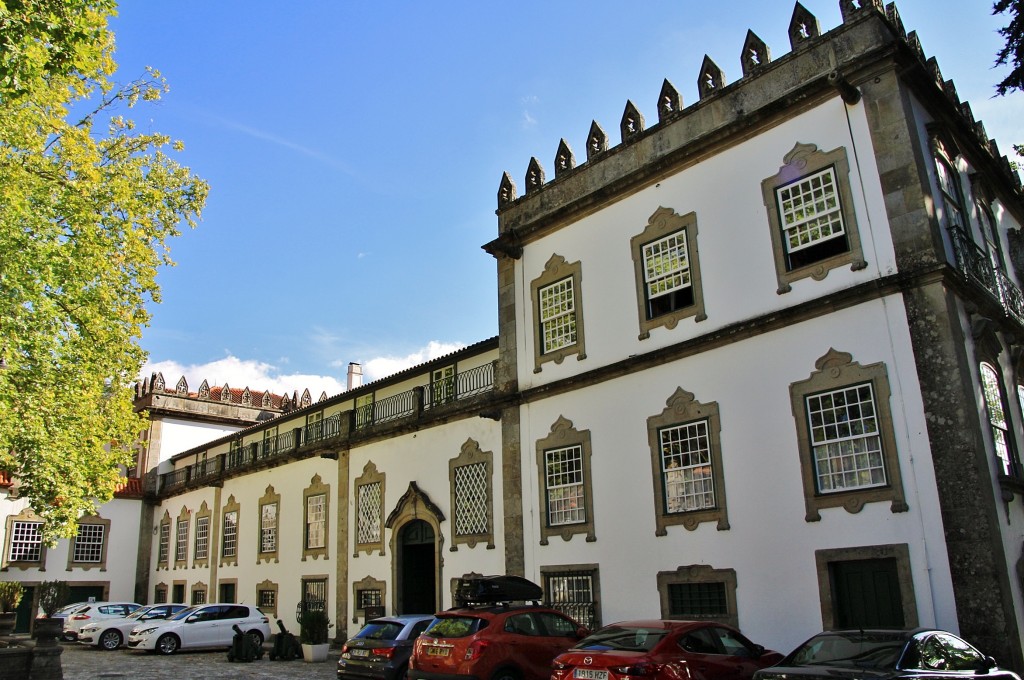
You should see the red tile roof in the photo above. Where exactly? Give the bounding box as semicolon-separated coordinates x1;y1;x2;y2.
113;477;144;499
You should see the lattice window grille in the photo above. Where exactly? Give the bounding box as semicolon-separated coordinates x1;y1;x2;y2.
357;483;381;544
660;420;715;513
454;463;489;535
9;521;42;562
807;383;885;492
306;494;326;550
644;231;691;300
73;524;104;563
545;445;585;526
540;277;577;353
777;167;845;253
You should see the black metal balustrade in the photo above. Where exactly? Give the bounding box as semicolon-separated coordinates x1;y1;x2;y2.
949;225;1024;326
158;361;496;494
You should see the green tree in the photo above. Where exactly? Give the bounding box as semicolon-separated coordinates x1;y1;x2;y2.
994;0;1024;164
0;0;208;540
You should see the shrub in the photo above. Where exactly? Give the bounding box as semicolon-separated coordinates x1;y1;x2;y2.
299;609;332;645
37;581;69;618
0;582;24;613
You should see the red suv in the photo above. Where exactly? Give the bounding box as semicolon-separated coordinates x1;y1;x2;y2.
409;605;587;680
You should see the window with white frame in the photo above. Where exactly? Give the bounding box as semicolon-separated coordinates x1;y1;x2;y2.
262;426;278;457
539;278;577;354
545;445;585;526
982;362;1017;476
194;516;209;560
935;155;966;230
175;519;188;562
660;421;715;512
9;521;42;562
776;167;848;270
357;482;381;544
306;494;326;550
222;510;238;558
261;502;278;553
806;383;886;493
72;523;104;563
643;232;692;317
355;393;375;429
431;365;455;405
158;521;170;564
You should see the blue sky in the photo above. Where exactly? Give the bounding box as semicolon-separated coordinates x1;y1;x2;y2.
118;1;1023;398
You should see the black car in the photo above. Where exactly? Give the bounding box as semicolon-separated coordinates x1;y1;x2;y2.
753;629;1021;680
339;615;435;680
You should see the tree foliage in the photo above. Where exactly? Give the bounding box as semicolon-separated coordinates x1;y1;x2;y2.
995;0;1024;96
0;0;208;540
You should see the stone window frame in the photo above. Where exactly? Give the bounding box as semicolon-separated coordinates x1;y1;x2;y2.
174;506;190;568
981;361;1019;478
814;543;918;630
449;438;495;551
192;502;212;568
540;563;602;630
931;133;969;233
789;349;908;521
67;514;111;571
154;583;167;604
218;578;238;603
531;254;587;373
302;474;330;561
352;575;387;623
761;142;866;294
354;462;386;557
190;581;208;606
657;564;738;629
171;580;186;604
2;508;47;570
646;388;729;535
257;486;281;564
256;579;278;617
220;495;240;567
630;207;707;340
535;417;596;545
157;510;170;569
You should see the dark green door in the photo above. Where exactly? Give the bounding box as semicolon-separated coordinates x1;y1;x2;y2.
831;558;905;628
13;586;34;634
399;520;435;615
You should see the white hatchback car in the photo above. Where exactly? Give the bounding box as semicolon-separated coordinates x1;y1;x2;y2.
63;601;142;641
78;603;188;650
127;603;271;655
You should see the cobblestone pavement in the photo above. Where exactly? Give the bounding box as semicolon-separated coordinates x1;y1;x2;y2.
59;640;341;679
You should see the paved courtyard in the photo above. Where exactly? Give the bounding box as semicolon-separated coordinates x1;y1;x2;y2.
59;640;341;679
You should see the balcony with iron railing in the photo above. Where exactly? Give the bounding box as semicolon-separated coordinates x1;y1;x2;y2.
948;225;1024;326
158;361;496;495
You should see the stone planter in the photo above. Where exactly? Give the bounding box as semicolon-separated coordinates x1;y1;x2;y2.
301;642;329;662
0;612;16;638
32;618;62;647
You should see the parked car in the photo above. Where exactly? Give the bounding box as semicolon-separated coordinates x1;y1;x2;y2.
62;601;142;641
339;614;435;680
752;629;1022;680
552;620;782;680
126;603;271;655
78;603;188;650
410;605;587;680
52;602;88;641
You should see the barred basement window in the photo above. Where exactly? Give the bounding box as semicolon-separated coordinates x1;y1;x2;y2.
543;568;600;630
358;589;382;609
154;585;167;604
9;521;42;562
192;588;207;605
259;589;276;610
72;524;104;563
194;517;210;560
454;463;488;535
668;582;727;618
222;510;238;558
357;483;381;544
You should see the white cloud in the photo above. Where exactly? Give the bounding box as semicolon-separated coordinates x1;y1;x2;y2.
140;340;468;401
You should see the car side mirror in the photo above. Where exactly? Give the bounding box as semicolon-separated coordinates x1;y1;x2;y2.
575;627;589;640
752;644;766;658
979;656;998;673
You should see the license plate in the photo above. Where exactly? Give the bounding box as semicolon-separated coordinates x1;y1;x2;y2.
350;649;369;658
575;669;608;680
426;646;451;657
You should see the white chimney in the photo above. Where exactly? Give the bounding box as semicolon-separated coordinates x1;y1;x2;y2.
347;362;363;391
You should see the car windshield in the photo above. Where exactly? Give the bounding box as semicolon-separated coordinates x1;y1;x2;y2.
166;606;199;622
576;626;668;652
126;606;156;620
789;632;906;670
356;621;406;640
423;616;484;639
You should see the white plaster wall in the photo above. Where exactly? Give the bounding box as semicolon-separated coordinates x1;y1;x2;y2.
519;295;953;655
157;417;243;463
514;97;897;390
0;494;142;604
347;416;504;618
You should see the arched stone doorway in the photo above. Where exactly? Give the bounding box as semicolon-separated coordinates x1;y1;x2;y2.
386;482;445;615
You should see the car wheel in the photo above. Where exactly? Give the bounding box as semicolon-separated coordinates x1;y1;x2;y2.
246;630;264;648
156;633;180;655
99;629;122;650
491;668;521;680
